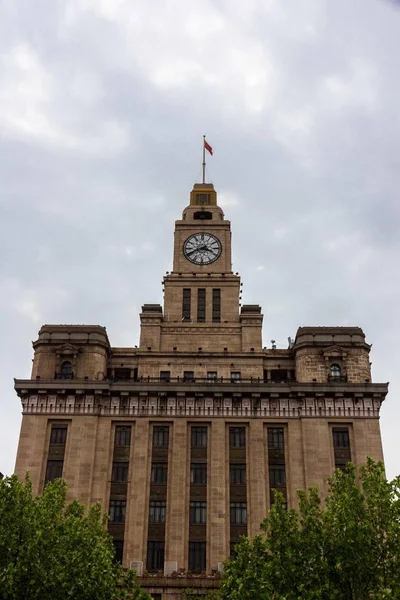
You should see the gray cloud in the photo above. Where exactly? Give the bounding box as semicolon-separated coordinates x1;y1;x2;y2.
0;0;399;477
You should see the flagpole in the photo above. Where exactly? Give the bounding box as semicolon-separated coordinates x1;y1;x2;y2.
202;135;206;184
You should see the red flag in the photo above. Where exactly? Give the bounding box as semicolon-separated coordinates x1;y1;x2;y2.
204;139;213;155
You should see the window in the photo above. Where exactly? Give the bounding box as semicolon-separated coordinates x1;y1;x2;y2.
330;363;341;378
230;542;238;558
160;370;170;382
114;368;130;381
230;371;241;383
50;426;67;445
182;289;191;322
269;465;286;487
212;289;221;322
151;463;168;484
147;541;165;572
194;210;212;220
189;541;206;572
230;464;246;485
115;426;131;448
207;371;217;382
197;288;206;322
109;499;126;523
183;371;195;382
60;361;72;379
268;428;284;450
190;501;207;524
333;428;350;448
153;426;169;447
191;463;207;484
113;539;124;563
196;193;211;204
45;460;63;483
230;502;247;525
112;462;129;482
229;427;246;448
149;500;166;523
191;426;207;448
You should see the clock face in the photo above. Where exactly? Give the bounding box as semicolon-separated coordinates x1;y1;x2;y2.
183;232;222;265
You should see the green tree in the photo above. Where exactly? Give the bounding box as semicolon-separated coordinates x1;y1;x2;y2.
221;459;400;600
0;475;151;600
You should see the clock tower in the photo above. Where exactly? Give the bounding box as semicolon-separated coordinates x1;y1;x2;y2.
139;182;264;359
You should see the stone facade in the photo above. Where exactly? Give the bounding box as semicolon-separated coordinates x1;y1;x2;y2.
14;183;388;599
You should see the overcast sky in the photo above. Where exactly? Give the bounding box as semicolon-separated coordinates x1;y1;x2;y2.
0;0;399;479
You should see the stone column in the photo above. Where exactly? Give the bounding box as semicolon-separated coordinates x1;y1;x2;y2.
165;419;188;571
209;419;228;569
247;420;267;535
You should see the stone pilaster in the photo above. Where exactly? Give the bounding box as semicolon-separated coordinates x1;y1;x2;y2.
247;420;267;535
209;420;228;569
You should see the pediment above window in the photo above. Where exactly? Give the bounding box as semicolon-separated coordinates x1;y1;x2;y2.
322;346;347;360
53;343;81;358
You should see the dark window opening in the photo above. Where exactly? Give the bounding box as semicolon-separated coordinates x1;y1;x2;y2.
229;427;246;448
115;426;131;448
189;541;206;572
207;371;217;381
114;368;130;381
151;463;168;484
230;464;246;485
190;501;207;524
197;288;206;322
191;426;207;448
333;428;350;448
160;370;171;382
45;460;63;483
191;463;207;484
212;289;221;323
147;541;165;572
153;426;169;447
113;539;124;563
112;462;129;482
60;361;72;379
196;193;211;205
230;502;247;525
269;465;286;487
194;210;212;220
230;541;239;558
183;371;195;382
149;500;166;523
109;499;126;523
50;426;67;445
182;289;191;322
268;428;284;450
330;363;342;379
270;369;288;383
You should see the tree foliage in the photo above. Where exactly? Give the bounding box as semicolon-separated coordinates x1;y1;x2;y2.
221;459;400;600
0;475;151;600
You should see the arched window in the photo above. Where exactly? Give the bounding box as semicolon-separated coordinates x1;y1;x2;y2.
330;363;341;379
60;361;73;379
193;211;212;220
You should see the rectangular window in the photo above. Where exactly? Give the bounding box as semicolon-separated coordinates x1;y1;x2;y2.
115;426;131;448
151;463;168;484
153;426;169;447
160;370;171;382
229;427;246;448
207;371;217;382
183;371;195;382
113;539;124;563
196;193;211;204
182;289;191;322
111;462;129;482
188;541;206;572
149;500;166;523
230;371;241;383
190;463;207;484
191;426;207;448
147;541;165;572
190;501;207;524
269;465;286;487
230;542;238;558
109;499;126;523
212;289;221;323
333;428;350;448
268;427;284;450
230;502;247;525
45;460;63;483
50;426;67;445
230;464;246;485
197;288;206;322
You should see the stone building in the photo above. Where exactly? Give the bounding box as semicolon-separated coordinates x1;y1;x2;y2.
14;182;388;599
